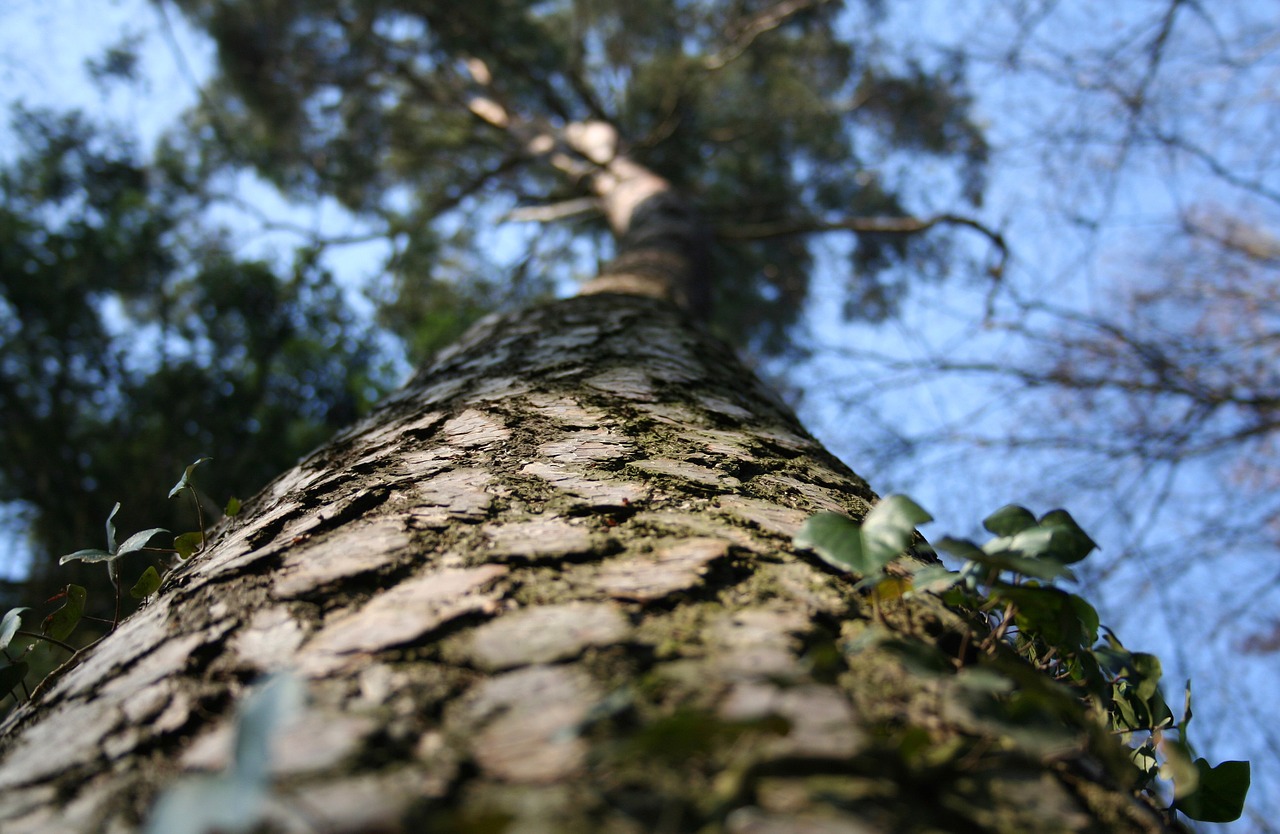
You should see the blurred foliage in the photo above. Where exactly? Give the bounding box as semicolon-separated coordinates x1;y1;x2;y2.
0;105;396;614
167;0;990;360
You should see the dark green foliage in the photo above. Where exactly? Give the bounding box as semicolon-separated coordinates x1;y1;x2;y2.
41;585;86;643
795;498;1252;825
168;0;990;359
0;106;395;613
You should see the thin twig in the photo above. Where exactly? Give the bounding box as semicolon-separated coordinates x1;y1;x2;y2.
703;0;831;71
14;630;78;655
716;212;1009;278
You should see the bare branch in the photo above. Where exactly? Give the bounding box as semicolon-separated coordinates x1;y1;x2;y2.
715;213;1009;277
505;198;600;223
703;0;831;71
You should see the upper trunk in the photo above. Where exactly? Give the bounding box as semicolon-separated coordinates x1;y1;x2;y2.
0;291;1172;833
564;121;713;317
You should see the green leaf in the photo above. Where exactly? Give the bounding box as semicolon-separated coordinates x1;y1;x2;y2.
993;526;1052;557
1130;652;1163;702
969;546;1074;581
1131;742;1158;778
168;457;212;499
0;662;28;701
877;638;954;677
105;502;121;554
1034;509;1098;564
954;666;1015;695
130;566;162;599
115;527;169;557
59;548;114;565
979;510;1097;571
174;532;204;560
860;495;931;567
935;536;985;561
1160;737;1200;798
144;774;268;834
1108;681;1134;730
43;585;86;642
794;512;864;573
994;585;1099;650
144;672;303;834
1175;759;1250;823
906;564;961;594
0;608;30;652
224;496;242;517
234;672;304;783
983;505;1038;536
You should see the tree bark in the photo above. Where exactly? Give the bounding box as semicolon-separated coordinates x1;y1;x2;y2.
0;290;1173;833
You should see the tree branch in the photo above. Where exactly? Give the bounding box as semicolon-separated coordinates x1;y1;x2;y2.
715;213;1009;277
505;198;600;223
703;0;833;71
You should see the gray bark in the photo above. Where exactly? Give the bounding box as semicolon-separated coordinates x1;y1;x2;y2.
0;292;1172;833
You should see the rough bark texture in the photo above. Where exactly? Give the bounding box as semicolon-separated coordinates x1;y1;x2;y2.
0;293;1173;833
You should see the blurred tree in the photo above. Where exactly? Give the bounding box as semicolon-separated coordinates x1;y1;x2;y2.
0;105;395;616
164;0;999;362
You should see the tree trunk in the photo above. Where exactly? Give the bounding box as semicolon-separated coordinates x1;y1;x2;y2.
0;291;1172;833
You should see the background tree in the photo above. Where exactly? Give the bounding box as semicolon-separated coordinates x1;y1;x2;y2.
166;0;998;361
0;104;394;616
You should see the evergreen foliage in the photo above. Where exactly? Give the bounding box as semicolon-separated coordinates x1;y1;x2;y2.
0;106;394;612
168;0;989;358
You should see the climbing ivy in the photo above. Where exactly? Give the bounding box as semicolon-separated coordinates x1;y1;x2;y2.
795;497;1251;825
0;458;236;706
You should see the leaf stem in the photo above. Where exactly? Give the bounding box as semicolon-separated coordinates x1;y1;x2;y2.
15;630;78;655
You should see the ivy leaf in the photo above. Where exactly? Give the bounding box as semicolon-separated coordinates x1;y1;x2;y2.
0;662;28;700
115;527;169;557
1131;742;1158;778
993;585;1099;650
793;512;864;573
174;532;204;560
144;672;303;834
42;585;86;642
1034;510;1097;564
979;510;1097;572
144;773;268;834
59;548;114;565
983;505;1038;536
968;544;1074;581
234;673;304;783
0;608;30;652
906;564;962;595
795;498;931;578
1160;737;1200;798
169;457;212;499
860;495;932;568
224;496;242;517
935;536;982;559
1174;759;1250;823
105;502;121;554
130;566;162;599
1120;652;1163;702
